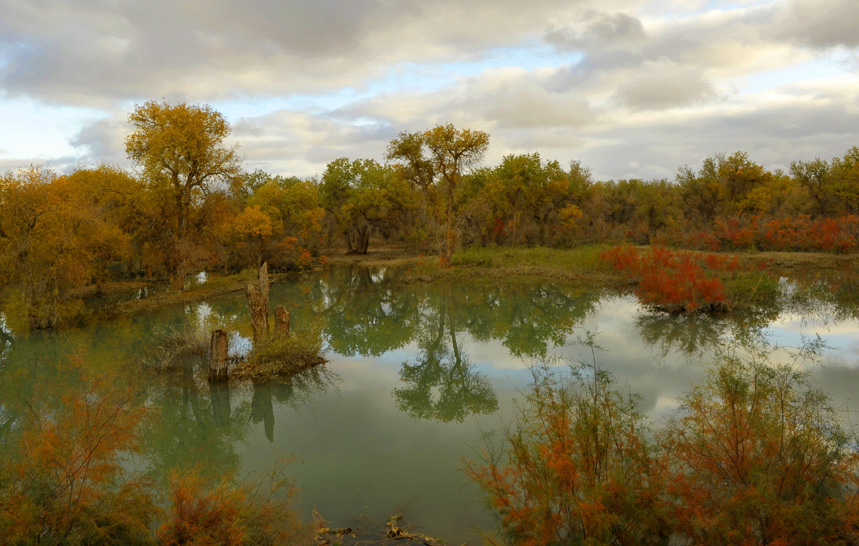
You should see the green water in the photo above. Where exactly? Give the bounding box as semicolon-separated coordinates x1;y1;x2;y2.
2;266;859;543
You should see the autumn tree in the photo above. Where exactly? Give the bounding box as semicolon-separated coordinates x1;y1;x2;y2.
678;152;774;227
388;124;489;265
791;157;834;217
829;146;859;214
0;167;130;330
320;158;414;254
244;174;324;270
126;100;240;288
471;154;581;246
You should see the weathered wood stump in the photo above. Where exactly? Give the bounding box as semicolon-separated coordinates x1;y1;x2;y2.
246;283;269;343
274;306;290;336
208;329;229;382
258;262;270;319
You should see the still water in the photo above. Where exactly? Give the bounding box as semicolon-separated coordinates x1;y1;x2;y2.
1;266;858;543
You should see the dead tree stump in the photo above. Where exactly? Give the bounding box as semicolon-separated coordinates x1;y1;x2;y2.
274;306;290;336
259;262;270;307
246;283;269;343
208;329;229;382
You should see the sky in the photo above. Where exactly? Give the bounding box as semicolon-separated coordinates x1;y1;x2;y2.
1;0;858;181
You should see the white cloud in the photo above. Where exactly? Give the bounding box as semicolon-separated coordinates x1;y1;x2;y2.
1;0;858;180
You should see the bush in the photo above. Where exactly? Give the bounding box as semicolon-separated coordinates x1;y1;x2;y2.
158;465;308;546
601;245;732;313
0;360;311;546
664;355;859;546
464;360;671;546
0;366;155;545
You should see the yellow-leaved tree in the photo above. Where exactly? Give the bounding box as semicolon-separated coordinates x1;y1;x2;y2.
125;100;240;289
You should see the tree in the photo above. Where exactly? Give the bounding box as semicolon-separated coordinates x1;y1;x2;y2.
125;100;240;288
320;158;414;254
0;167;130;330
830;146;859;214
388;124;489;265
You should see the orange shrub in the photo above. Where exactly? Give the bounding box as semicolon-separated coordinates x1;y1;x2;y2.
664;357;859;545
601;246;729;313
464;364;671;546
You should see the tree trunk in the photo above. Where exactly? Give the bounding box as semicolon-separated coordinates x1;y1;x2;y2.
208;329;229;382
274;306;290;336
442;183;457;267
246;283;269;343
360;229;370;254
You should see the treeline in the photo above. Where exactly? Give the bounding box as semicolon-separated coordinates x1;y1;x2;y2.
2;99;858;328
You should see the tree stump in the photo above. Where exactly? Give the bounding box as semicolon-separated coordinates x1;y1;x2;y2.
274;306;290;336
259;262;270;306
208;329;229;382
246;283;269;343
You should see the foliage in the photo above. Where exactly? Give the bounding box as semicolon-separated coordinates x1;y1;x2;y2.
464;359;671;546
4;99;859;333
126;100;240;287
388;124;489;265
0;360;311;545
664;353;859;546
0;167;130;330
0;363;155;545
158;465;308;546
320;158;415;254
601;246;735;313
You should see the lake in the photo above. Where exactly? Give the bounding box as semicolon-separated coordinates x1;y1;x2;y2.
1;265;858;543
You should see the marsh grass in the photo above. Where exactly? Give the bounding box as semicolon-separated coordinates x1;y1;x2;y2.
233;328;326;381
453;244;607;270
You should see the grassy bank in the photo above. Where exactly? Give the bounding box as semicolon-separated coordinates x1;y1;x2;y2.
84;244;859;321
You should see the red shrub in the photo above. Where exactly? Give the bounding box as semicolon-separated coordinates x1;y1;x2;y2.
601;246;729;313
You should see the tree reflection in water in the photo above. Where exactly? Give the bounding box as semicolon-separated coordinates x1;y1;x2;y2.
307;267;600;422
394;295;498;422
145;353;337;481
634;303;780;358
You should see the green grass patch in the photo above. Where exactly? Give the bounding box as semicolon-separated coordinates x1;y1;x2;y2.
451;245;613;275
724;271;781;306
233;329;326;381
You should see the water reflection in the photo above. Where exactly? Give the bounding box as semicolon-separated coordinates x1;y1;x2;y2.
394;292;497;422
3;265;859;544
144;353;338;480
250;381;275;442
298;267;603;421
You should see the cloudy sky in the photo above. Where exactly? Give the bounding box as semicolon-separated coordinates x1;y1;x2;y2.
1;0;858;180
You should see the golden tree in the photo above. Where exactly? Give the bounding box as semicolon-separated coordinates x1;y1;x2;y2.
125;100;240;288
388;124;488;266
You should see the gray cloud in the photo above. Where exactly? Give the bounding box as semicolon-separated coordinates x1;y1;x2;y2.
231;108;398;176
614;62;715;110
546;11;646;51
770;0;859;49
2;0;858;184
0;0;614;104
70;116;129;163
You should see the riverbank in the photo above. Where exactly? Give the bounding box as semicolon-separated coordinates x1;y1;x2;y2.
87;244;859;319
